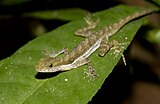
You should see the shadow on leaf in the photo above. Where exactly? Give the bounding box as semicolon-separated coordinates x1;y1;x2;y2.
35;72;61;79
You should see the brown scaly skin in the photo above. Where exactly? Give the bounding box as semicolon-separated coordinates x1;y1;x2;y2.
35;9;153;78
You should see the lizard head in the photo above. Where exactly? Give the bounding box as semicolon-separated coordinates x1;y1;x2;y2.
35;56;61;72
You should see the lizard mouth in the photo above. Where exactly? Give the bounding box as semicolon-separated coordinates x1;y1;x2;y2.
35;67;60;72
35;63;73;73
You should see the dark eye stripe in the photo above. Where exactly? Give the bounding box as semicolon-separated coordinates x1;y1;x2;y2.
49;64;53;68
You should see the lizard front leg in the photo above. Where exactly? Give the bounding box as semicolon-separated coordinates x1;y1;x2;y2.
84;61;99;81
72;58;99;81
42;48;69;58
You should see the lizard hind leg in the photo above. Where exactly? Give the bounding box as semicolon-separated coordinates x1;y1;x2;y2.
99;39;127;65
99;36;111;57
74;13;99;37
109;40;128;66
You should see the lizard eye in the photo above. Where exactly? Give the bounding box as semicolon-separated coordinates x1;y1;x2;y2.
48;63;53;68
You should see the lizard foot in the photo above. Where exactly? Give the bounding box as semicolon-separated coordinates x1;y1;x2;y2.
84;62;99;82
109;40;129;65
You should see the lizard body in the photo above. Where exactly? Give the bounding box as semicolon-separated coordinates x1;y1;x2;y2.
35;9;153;76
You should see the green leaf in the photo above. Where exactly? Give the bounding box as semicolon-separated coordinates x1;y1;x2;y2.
23;8;89;21
0;5;156;104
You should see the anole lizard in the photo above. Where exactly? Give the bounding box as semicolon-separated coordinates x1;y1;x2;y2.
35;9;153;79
